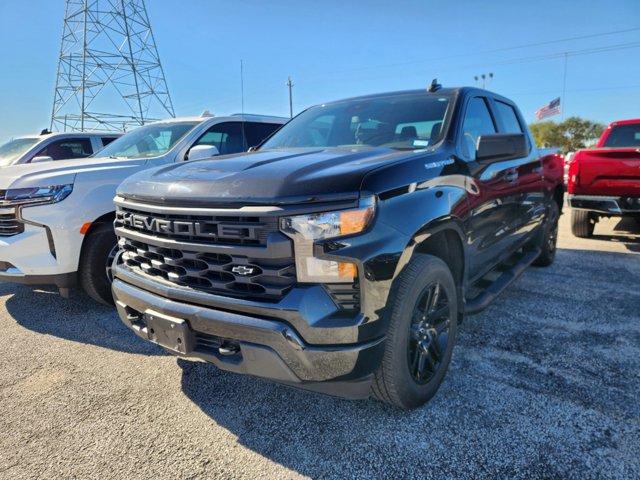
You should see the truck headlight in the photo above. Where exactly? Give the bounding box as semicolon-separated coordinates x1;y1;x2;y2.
3;184;73;206
281;197;375;283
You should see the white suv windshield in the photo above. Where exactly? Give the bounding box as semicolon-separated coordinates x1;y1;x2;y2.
98;121;199;159
0;137;39;166
261;93;451;151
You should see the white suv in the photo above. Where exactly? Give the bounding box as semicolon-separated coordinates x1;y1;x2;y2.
0;131;120;166
0;113;286;303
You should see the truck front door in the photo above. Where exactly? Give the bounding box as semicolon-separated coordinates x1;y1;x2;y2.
462;96;523;281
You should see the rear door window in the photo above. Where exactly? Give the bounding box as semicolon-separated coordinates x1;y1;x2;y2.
37;138;93;160
461;97;496;160
494;101;524;134
243;122;282;148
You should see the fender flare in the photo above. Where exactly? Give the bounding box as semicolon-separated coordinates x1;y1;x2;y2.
393;215;469;291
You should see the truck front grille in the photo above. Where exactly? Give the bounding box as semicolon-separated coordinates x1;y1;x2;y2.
0;210;23;237
119;238;296;301
114;198;296;301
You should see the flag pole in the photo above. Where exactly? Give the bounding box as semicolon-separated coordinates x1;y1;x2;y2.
561;52;568;121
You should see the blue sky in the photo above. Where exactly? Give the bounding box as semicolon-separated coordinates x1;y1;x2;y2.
0;0;638;142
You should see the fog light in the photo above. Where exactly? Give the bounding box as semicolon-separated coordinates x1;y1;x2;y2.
302;257;357;283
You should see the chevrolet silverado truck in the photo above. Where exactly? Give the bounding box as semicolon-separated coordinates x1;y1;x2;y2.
568;118;640;237
0;114;285;304
112;86;564;409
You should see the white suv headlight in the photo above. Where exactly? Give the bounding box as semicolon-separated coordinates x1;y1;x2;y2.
2;184;74;206
281;196;375;283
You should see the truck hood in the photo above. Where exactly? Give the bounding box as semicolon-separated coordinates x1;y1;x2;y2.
0;156;148;189
117;147;423;205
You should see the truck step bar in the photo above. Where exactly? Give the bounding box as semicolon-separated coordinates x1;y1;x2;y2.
464;248;541;315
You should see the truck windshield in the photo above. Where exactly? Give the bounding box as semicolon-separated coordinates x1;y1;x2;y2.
603;124;640;148
261;93;451;151
0;137;39;166
98;121;199;159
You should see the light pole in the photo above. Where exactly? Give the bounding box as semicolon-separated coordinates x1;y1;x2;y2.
473;73;494;89
286;77;294;118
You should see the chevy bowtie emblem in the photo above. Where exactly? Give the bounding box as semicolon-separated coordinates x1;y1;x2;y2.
232;265;255;276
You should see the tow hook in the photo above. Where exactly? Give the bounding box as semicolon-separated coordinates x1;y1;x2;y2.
218;343;240;356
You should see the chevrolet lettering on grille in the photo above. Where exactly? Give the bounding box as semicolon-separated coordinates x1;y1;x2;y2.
116;211;260;241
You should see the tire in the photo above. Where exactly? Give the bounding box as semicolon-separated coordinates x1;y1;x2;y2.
79;222;118;305
533;201;559;267
372;254;458;410
571;209;595;238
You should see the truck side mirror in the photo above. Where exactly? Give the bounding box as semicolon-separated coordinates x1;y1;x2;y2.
187;144;220;161
476;134;528;163
31;155;54;163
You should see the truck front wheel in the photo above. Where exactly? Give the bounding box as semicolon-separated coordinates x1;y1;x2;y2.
372;254;458;410
79;223;117;305
571;209;595;238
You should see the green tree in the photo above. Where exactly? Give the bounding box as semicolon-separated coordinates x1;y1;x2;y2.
528;117;606;154
529;121;562;148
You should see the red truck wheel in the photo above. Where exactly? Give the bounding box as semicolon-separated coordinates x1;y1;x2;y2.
571;210;595;238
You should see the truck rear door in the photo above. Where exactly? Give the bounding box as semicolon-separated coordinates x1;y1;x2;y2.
489;98;546;244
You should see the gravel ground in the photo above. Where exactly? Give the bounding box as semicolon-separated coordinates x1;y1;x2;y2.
0;214;639;479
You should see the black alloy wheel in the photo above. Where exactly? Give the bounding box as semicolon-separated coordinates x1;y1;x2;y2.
407;282;452;384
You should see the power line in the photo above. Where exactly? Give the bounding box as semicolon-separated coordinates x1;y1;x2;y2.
302;27;640;78
466;41;640;69
503;84;640;97
266;41;638;98
174;33;640;116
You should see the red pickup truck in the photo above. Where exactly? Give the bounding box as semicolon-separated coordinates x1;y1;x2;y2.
567;118;640;237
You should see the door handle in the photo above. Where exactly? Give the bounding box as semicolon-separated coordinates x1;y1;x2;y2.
504;171;519;183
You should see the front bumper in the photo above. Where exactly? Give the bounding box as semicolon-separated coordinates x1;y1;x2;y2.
0;225;77;287
0;266;76;288
112;271;386;399
0;204;81;287
568;195;640;215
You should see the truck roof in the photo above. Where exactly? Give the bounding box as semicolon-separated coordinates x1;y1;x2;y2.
151;114;288;124
12;131;120;141
320;86;512;106
608;118;640;127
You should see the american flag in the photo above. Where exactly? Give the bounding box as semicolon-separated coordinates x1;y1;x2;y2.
535;97;561;120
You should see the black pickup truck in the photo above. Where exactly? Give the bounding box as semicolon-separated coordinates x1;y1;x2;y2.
111;85;563;409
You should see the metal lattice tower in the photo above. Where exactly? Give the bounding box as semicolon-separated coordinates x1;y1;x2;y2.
50;0;175;132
